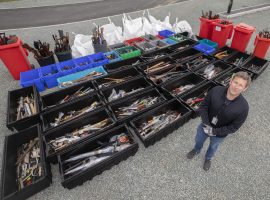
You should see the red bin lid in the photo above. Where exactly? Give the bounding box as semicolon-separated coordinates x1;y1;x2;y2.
235;23;255;34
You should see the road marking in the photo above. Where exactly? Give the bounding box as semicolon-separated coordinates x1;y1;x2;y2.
0;0;104;10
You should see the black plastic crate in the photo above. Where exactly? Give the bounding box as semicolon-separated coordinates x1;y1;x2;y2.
137;57;177;75
108;42;126;51
100;77;153;104
43;108;116;163
241;56;269;78
6;86;40;132
147;62;189;85
130;98;192;147
170;48;202;63
214;67;256;87
179;81;218;118
160;72;206;98
140;47;174;62
40;80;96;112
109;88;166;123
58;124;138;189
195;61;233;81
1;125;51;200
224;51;251;67
168;39;197;52
212;46;238;60
181;54;215;72
94;67;142;90
41;92;104;133
104;56;145;72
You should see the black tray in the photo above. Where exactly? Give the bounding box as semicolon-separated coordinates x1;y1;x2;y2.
214;67;255;87
41;92;104;133
212;46;238;60
1;125;51;200
108;87;166;123
6;86;40;132
181;54;215;72
179;81;218;118
58;124;138;189
130;98;192;147
94;67;142;90
100;76;153;104
195;60;233;81
160;72;206;98
43;108;116;163
40;80;96;112
170;48;202;63
137;57;177;75
104;56;144;72
224;51;251;68
140;47;174;62
168;39;197;52
241;56;269;79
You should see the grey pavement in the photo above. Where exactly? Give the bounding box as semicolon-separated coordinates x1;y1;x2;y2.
0;0;270;199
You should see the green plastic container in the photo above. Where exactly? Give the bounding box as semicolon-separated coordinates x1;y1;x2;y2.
169;33;188;42
115;46;141;60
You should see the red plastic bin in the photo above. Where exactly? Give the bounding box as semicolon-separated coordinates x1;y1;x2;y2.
211;21;234;48
199;17;220;39
0;38;31;80
253;35;270;59
124;37;145;46
230;23;255;52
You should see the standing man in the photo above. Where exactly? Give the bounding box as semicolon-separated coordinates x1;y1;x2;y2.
186;71;251;171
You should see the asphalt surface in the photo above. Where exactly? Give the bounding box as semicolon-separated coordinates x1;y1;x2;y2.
0;0;189;29
0;0;270;200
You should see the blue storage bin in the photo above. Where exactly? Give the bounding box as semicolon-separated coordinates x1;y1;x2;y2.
57;60;77;76
103;51;122;63
161;38;178;45
39;64;63;88
199;39;218;49
57;66;108;88
20;69;45;92
193;43;216;55
73;56;92;70
158;30;175;38
88;52;109;67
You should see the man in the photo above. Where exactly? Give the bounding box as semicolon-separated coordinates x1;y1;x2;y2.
186;71;251;171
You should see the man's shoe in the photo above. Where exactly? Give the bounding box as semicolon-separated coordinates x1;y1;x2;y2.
186;149;197;159
203;159;211;171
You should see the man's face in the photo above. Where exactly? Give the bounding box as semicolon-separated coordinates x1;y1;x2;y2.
228;76;248;96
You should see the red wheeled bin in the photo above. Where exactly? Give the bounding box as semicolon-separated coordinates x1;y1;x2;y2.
253;35;270;59
0;38;31;80
199;17;220;39
230;23;255;52
211;21;234;48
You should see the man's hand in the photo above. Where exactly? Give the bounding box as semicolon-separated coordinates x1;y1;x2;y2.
203;124;215;136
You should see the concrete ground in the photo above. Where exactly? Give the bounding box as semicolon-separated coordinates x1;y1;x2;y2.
0;0;270;199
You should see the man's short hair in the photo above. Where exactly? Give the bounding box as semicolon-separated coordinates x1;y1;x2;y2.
232;71;251;88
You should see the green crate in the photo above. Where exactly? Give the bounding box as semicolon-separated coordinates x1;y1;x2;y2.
115;46;141;60
169;33;188;42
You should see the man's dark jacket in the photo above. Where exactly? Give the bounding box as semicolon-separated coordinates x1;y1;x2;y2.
199;86;249;138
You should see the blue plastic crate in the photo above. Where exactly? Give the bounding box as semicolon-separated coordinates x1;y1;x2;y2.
199;39;218;49
103;51;122;63
158;30;175;38
88;52;109;67
20;69;45;92
57;60;77;76
73;56;93;72
193;43;216;55
161;38;178;45
57;66;108;88
39;64;63;88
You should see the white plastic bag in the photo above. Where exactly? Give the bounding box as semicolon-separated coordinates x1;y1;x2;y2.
142;16;154;35
172;18;193;37
101;18;124;45
122;13;145;39
71;33;94;58
147;10;172;34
